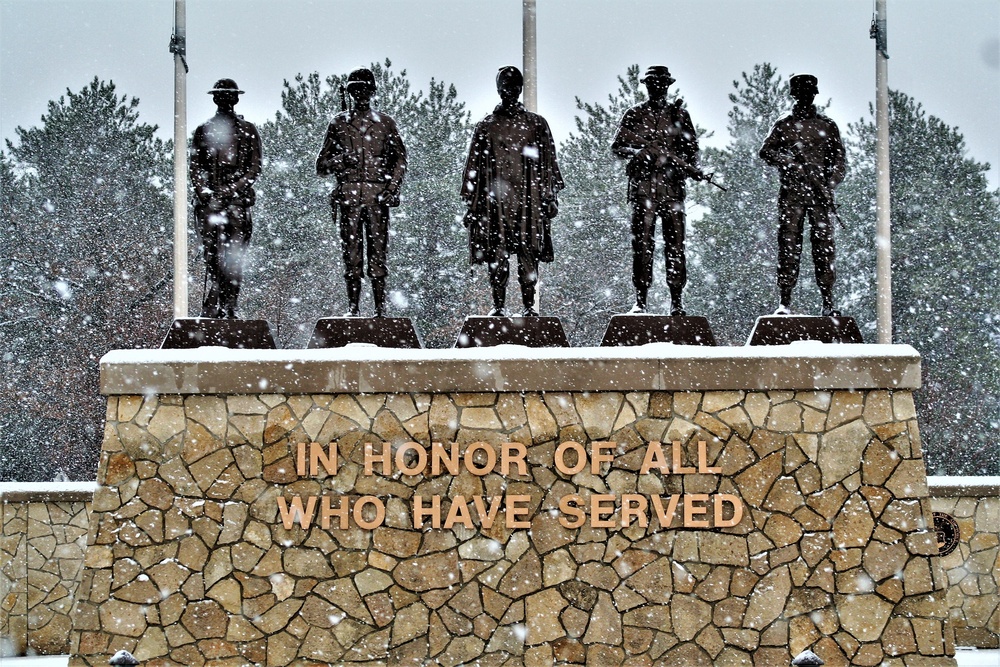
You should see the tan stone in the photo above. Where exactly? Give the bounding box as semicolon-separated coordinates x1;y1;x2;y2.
744;566;791;630
576;392;623;439
700;391;743;413
395;550;461;592
734;451;782;507
828;391;864;428
181;599;228;639
389;602;429;647
766;401;802;432
526;587;568;644
885;459;929;498
764;514;803;548
818;419;870;486
543;549;577;587
531;512;574;554
837;593;893;641
903;557;934;596
863;390;893;425
671;594;712;641
498;548;541;598
626;558;672;604
581;591;623;645
833;493;875;548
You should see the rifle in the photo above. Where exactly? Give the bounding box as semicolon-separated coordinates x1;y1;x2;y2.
656;147;728;192
788;146;844;228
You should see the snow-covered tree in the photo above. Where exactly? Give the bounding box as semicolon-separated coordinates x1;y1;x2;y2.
841;91;1000;474
1;78;172;480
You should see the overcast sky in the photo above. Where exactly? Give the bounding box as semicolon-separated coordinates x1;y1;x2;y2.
2;0;998;188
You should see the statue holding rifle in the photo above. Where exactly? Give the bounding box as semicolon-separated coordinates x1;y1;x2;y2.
759;73;846;317
612;66;721;316
317;68;407;318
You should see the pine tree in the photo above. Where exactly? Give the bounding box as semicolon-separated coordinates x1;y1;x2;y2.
0;78;172;480
842;91;1000;474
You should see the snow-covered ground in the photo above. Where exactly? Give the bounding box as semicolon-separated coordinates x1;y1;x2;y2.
2;650;997;666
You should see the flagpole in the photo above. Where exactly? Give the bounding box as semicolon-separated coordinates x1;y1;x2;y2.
523;0;537;113
873;0;892;343
170;0;189;319
523;0;541;312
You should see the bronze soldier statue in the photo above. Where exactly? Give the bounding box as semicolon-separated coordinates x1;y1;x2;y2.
461;66;564;317
612;65;698;316
759;74;846;316
317;68;407;317
190;79;262;319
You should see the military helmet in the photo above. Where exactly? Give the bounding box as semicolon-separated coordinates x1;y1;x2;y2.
789;74;819;96
496;65;524;87
208;78;244;95
640;65;675;85
347;68;377;90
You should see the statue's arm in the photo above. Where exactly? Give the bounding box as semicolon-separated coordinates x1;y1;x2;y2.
460;125;487;207
188;128;213;203
316;122;347;177
826;121;847;188
759;121;792;170
385;120;407;194
611;109;645;160
227;124;262;197
677;107;699;167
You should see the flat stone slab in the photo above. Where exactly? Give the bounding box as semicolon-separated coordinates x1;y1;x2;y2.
455;316;569;348
307;317;421;349
160;318;276;350
601;314;716;346
748;314;864;345
99;343;921;394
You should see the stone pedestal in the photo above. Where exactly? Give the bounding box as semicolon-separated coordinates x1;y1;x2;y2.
455;316;569;347
307;317;421;349
70;345;956;667
160;317;276;349
748;314;863;345
601;314;716;346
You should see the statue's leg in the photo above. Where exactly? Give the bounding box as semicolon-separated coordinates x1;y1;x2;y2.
516;246;539;316
197;207;223;319
221;207;251;319
487;249;510;316
339;205;364;316
777;199;806;311
630;201;656;312
662;200;687;316
810;207;837;314
367;205;389;317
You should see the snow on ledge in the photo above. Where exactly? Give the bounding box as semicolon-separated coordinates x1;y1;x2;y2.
0;481;97;502
99;343;922;395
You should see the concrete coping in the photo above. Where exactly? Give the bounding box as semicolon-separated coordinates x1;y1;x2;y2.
0;481;98;503
100;343;921;395
927;476;1000;498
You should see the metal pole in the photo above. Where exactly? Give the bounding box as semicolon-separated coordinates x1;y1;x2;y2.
874;0;892;343
522;0;537;113
523;0;542;313
171;0;189;319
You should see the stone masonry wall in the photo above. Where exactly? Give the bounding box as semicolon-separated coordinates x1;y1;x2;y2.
931;485;1000;649
1;488;91;655
68;388;957;666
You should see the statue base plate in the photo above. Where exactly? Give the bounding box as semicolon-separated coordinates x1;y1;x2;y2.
455;316;569;348
160;318;276;349
307;317;421;349
601;314;716;346
748;315;863;345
